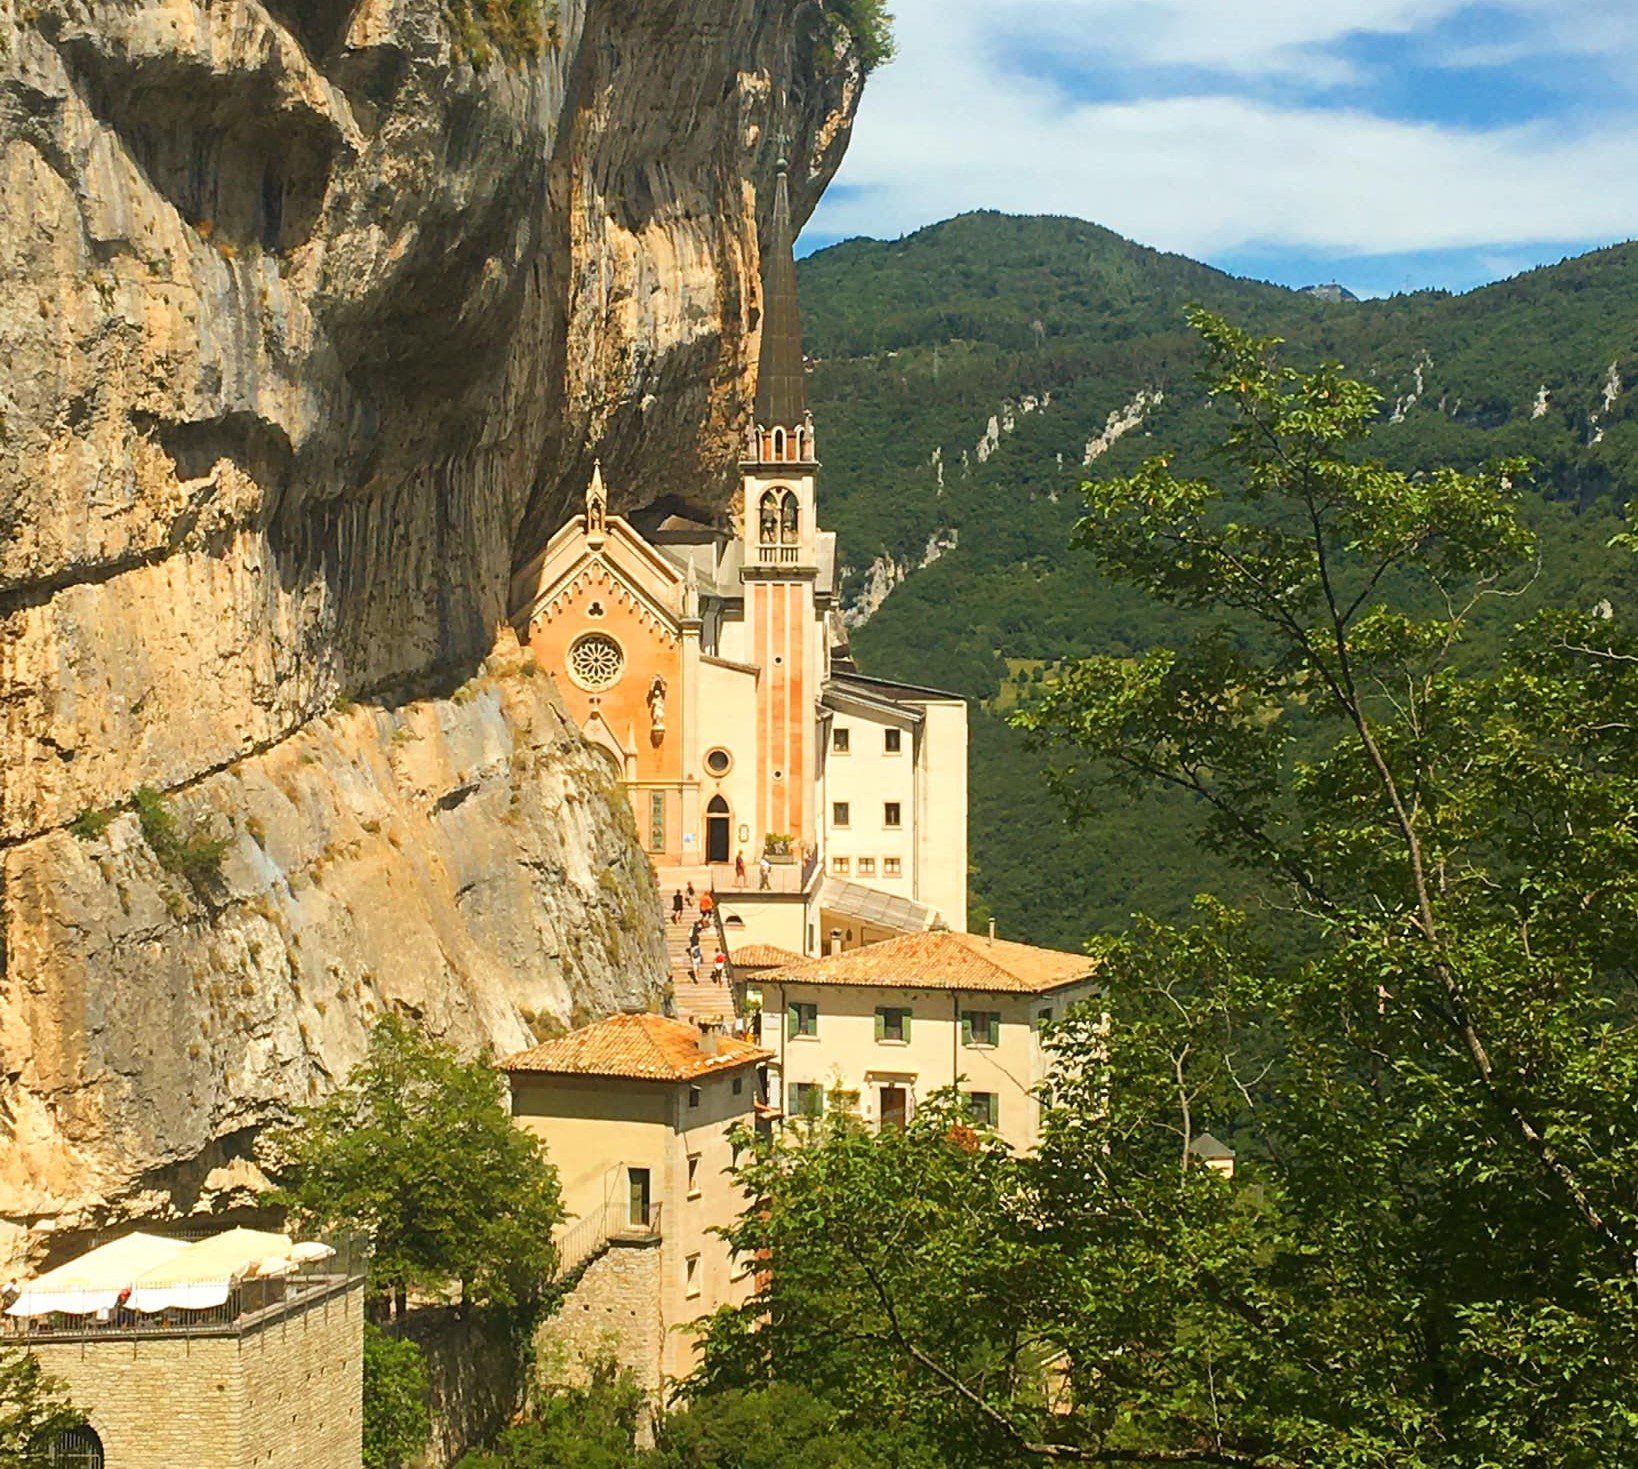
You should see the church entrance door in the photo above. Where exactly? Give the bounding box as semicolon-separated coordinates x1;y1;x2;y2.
706;796;731;864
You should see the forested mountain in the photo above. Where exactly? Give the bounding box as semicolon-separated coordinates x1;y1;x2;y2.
799;214;1638;947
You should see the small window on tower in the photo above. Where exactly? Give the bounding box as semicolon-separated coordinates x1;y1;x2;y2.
833;728;851;754
780;491;800;545
832;802;850;827
884;728;902;753
884;802;902;828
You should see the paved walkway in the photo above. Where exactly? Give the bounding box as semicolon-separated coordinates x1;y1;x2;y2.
658;867;735;1024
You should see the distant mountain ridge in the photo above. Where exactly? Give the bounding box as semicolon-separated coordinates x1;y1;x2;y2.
799;213;1638;946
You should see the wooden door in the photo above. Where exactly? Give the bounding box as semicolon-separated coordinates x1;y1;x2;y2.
879;1085;908;1130
628;1166;651;1228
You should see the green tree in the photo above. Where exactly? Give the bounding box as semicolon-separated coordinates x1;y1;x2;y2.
455;1357;645;1469
363;1325;432;1469
0;1348;83;1467
696;316;1638;1466
269;1015;563;1315
655;1382;947;1469
694;1098;1034;1468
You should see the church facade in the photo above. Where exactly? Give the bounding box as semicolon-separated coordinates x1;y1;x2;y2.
510;163;967;955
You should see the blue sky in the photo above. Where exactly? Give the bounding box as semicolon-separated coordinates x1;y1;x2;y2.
799;0;1638;296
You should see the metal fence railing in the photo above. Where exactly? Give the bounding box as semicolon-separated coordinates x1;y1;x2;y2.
550;1199;664;1282
2;1233;367;1343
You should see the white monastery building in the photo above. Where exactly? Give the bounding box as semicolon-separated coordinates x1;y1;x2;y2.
511;158;968;956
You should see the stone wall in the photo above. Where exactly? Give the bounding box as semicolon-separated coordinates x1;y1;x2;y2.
404;1305;529;1469
28;1280;365;1469
537;1238;666;1402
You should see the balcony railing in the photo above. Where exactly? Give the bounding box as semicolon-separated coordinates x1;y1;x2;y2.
1;1234;367;1344
755;544;800;565
551;1201;664;1281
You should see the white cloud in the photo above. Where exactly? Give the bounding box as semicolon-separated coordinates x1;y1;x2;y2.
807;0;1638;261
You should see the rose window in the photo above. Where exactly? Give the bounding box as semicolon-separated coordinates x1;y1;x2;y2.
568;632;625;690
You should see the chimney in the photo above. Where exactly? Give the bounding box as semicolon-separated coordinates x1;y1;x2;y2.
829;928;842;957
697;1024;720;1057
988;918;997;944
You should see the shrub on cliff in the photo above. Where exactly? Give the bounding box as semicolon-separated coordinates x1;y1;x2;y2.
444;0;557;66
823;0;896;73
0;1349;83;1467
268;1015;563;1316
133;784;229;891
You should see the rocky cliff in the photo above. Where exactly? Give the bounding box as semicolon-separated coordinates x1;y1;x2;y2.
0;0;860;1256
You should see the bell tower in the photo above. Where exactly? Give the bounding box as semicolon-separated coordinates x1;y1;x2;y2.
740;154;822;856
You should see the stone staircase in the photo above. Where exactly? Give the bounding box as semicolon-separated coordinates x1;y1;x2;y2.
658;867;734;1024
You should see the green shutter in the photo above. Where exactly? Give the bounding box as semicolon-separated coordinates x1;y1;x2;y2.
986;1012;1000;1046
786;1004;798;1040
874;1008;885;1041
787;1083;797;1114
901;1009;912;1042
960;1012;973;1046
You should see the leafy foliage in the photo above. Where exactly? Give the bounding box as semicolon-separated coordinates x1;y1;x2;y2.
363;1325;432;1469
68;807;112;841
799;216;1638;943
0;1349;82;1468
457;1357;646;1469
821;0;896;74
443;0;555;66
693;323;1638;1466
267;1015;563;1312
133;784;229;890
456;1365;943;1469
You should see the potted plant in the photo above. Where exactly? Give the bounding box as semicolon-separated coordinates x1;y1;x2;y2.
762;832;795;863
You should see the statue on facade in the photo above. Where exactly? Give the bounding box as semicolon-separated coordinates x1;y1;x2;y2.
647;674;667;741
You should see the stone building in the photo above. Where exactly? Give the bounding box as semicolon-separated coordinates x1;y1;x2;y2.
503;1013;769;1396
510;159;969;955
762;928;1101;1153
4;1229;365;1469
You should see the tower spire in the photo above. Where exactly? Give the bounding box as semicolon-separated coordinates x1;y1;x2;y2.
754;152;806;430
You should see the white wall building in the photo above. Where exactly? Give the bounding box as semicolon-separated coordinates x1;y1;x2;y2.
760;929;1100;1154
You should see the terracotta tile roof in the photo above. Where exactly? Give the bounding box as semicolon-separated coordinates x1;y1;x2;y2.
762;930;1099;995
500;1012;770;1083
729;943;806;969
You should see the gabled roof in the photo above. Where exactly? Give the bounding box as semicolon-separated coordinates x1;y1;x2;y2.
729;943;805;970
500;1012;770;1083
764;929;1099;995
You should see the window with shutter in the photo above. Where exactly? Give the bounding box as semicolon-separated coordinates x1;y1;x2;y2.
965;1091;999;1128
961;1009;1000;1047
875;1006;910;1043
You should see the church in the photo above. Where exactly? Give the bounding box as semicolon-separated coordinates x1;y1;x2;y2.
510;161;967;957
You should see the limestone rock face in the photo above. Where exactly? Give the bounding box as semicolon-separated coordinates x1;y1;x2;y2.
0;0;860;1252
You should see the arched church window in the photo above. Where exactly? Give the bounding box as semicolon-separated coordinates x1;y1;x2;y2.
567;631;625;691
771;426;787;460
759;492;780;545
707;795;730;814
780;491;800;545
